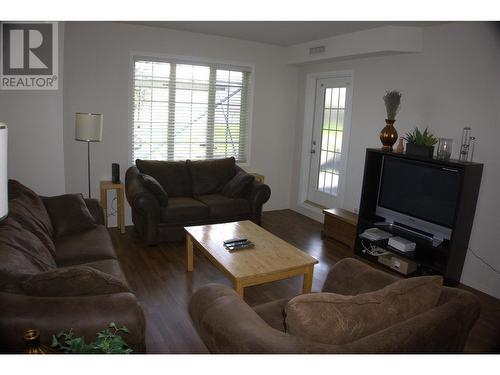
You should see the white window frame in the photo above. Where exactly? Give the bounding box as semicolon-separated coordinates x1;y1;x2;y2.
128;51;255;167
297;70;354;221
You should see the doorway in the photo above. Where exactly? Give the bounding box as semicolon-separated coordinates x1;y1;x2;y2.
306;74;353;208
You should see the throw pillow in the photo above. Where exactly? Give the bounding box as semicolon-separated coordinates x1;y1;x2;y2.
189;157;236;196
138;173;168;207
285;275;443;345
0;218;56;288
222;171;255;198
136;159;191;197
43;194;97;238
8;198;56;258
21;266;130;296
8;179;54;237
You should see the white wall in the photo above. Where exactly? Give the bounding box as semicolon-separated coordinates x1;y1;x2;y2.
63;22;298;225
287;26;422;64
291;22;500;298
0;23;66;195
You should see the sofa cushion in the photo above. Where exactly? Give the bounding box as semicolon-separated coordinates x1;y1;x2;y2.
0;218;56;289
78;259;130;288
7;180;55;256
54;226;117;266
196;194;250;219
43;194;97;238
138;173;168;207
160;197;209;224
222;171;255;198
136;159;191;198
8;196;56;258
285;275;443;345
189;157;236;197
20;266;130;297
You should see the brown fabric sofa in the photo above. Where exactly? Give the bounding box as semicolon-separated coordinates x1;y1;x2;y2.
125;157;271;244
0;180;146;353
189;258;480;353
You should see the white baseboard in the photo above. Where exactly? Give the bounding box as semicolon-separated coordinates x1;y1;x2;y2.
291;202;324;223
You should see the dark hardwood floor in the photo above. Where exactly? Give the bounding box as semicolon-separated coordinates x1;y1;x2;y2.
109;209;500;353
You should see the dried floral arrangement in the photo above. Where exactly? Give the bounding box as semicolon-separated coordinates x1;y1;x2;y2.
383;90;402;120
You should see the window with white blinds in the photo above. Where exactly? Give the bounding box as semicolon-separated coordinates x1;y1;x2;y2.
132;57;251;163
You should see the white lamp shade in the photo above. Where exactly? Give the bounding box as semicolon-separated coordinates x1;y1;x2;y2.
0;123;7;220
75;113;103;142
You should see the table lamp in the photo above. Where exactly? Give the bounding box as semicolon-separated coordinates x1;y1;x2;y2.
75;113;103;198
0;122;7;221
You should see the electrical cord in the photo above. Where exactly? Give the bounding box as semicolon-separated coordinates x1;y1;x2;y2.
106;197;118;217
467;248;500;275
361;235;499;276
360;239;388;257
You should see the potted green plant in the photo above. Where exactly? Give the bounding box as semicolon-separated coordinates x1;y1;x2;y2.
403;127;438;158
51;322;133;354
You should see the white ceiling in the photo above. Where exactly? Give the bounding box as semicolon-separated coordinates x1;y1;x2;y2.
128;21;448;46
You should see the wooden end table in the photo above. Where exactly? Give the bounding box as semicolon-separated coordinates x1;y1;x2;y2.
100;180;125;234
185;220;318;297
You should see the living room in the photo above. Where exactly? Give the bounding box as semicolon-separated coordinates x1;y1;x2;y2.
1;1;499;373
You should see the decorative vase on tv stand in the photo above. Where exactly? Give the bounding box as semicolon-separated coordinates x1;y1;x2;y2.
403;127;438;158
380;90;402;151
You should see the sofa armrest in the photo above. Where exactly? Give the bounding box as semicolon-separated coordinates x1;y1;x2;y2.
84;198;104;225
189;283;340;353
125;166;161;245
321;258;399;295
0;291;146;353
246;180;271;225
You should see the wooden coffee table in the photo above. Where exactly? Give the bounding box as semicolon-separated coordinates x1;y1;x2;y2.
185;220;318;297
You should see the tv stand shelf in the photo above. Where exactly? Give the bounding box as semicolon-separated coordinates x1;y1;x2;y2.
355;149;483;285
358;230;447;274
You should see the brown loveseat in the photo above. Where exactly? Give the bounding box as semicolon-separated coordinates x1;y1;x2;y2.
0;180;146;353
189;258;480;353
125;157;271;244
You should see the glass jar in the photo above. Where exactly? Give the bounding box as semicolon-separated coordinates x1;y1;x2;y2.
437;138;453;161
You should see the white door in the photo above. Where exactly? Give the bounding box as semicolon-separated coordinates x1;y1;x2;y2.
307;76;353;208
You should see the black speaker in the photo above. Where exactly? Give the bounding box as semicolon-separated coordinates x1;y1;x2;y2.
112;163;120;183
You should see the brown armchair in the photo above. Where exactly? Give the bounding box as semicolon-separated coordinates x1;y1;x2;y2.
189;258;480;353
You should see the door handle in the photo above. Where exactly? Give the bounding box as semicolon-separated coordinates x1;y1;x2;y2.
310;149;316;154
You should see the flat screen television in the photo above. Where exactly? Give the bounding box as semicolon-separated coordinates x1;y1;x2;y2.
376;156;462;242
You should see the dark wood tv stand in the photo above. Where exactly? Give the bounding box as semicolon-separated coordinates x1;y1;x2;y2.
355;148;483;285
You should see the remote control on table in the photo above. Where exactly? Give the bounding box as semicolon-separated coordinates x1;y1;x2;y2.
223;238;248;245
227;242;254;251
225;240;250;248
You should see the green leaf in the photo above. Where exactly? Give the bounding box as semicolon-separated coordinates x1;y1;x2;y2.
51;335;59;348
51;322;133;354
404;126;437;146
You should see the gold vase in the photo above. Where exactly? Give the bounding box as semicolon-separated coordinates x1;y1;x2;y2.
24;329;56;354
380;119;398;151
